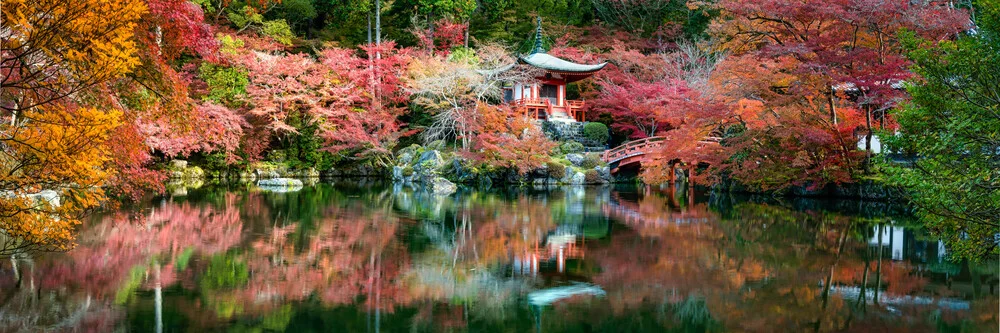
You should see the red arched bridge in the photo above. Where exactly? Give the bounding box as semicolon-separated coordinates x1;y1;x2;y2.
600;136;722;175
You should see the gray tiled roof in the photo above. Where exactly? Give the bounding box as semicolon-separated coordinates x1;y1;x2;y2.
518;52;607;73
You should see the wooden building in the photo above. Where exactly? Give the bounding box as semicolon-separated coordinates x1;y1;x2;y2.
504;19;607;122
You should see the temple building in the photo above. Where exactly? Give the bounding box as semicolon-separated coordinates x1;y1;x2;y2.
504;19;607;122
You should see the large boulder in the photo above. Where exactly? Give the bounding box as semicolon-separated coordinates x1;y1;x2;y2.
450;159;477;183
594;166;613;183
413;150;445;181
170;159;188;169
562;170;586;185
398;152;414;166
392;166;404;181
25;190;60;207
257;178;304;192
565;153;585;166
396;144;422;165
258;178;304;187
429;177;457;196
416;150;444;169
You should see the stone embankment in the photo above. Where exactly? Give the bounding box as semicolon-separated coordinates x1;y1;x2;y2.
390;143;614;196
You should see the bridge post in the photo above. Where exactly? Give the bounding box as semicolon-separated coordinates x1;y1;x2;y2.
688;178;695;206
668;162;676;184
688;160;697;187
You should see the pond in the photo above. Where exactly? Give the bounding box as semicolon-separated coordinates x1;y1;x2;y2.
1;181;996;332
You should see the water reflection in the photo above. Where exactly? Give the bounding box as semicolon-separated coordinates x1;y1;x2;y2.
0;181;995;332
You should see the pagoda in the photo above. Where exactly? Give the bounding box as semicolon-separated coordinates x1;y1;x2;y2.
505;18;607;122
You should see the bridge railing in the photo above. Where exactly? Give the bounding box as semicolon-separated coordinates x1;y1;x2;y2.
601;136;723;164
601;136;666;164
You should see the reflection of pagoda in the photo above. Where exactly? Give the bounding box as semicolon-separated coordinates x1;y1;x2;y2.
513;226;585;276
504;18;607;122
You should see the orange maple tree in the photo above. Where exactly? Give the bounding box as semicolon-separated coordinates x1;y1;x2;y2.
1;0;146;255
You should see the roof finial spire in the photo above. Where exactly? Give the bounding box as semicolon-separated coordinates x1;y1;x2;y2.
533;16;545;54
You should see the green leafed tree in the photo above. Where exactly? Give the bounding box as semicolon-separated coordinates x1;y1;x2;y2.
882;0;999;262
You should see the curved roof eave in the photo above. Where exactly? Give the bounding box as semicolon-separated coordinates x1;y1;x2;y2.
518;53;607;74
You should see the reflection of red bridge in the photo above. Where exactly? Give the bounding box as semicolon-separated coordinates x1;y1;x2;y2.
601;192;712;227
601;136;721;176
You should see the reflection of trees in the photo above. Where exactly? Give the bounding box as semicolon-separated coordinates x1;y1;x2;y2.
3;183;994;331
0;195;244;332
405;191;559;328
705;201;987;332
236;204;411;314
581;187;993;332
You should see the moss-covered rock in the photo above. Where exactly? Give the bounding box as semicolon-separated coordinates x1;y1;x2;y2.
582;153;604;169
547;162;567;180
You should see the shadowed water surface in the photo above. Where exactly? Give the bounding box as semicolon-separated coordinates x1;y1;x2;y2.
1;181;996;332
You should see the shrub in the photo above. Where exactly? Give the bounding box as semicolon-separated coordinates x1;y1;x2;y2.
199;63;248;106
583;122;610;144
580;153;603;169
547;162;566;179
560;141;584;154
402;166;414;177
585;169;601;183
267;150;286;163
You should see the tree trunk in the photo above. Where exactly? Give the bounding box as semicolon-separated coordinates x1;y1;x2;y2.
375;0;381;47
155;262;163;333
878;113;886;153
857;256;870;311
865;104;873;173
874;223;883;305
464;19;470;47
367;12;372;45
11;256;19;289
817;226;850;332
828;85;838;125
10;100;18;126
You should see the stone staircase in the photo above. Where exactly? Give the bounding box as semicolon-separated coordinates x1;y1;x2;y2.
539;120;606;151
547;110;575;122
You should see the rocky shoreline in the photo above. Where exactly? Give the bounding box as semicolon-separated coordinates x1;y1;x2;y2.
165;142;617;196
164;145;903;201
388;144;614;195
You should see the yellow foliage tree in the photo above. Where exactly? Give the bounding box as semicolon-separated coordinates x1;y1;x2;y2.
1;0;146;255
0;107;122;254
2;0;146;114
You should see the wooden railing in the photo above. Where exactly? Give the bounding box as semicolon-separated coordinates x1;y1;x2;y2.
601;136;666;164
567;100;585;121
510;98;587;121
513;98;549;119
512;98;546;107
601;136;723;164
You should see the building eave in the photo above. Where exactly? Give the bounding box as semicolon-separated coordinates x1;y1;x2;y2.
518;53;607;74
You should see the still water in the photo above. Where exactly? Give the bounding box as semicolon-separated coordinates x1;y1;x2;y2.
1;181;996;332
